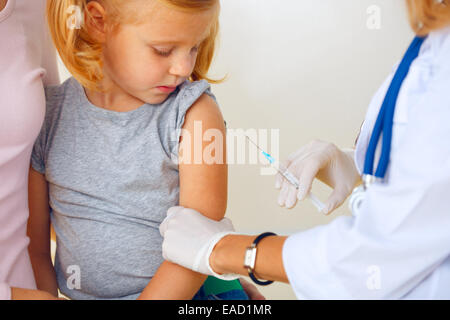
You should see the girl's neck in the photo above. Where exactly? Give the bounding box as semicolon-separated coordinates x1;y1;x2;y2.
84;77;146;113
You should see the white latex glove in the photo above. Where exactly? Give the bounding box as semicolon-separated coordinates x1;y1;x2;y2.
276;139;361;214
159;206;240;281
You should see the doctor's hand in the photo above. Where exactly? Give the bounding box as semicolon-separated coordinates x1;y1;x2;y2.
276;139;361;214
159;206;239;281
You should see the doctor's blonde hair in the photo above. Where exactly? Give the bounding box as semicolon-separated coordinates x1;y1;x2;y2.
47;0;221;91
407;0;450;35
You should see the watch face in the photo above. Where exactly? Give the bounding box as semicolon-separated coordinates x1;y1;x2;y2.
244;247;257;269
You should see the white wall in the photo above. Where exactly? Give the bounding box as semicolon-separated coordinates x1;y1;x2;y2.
58;0;413;299
210;0;413;299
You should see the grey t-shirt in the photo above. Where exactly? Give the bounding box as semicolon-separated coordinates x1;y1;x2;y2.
31;77;218;300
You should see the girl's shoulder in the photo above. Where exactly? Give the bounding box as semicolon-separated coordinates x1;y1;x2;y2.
41;77;80;130
172;79;217;109
44;77;79;111
167;79;220;130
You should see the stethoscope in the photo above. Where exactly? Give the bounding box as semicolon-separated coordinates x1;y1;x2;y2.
349;35;427;216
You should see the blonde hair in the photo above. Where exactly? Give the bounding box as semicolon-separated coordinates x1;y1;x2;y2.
47;0;221;91
406;0;450;36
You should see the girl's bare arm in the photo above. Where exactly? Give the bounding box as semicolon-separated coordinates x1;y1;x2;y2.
138;94;227;299
27;167;59;297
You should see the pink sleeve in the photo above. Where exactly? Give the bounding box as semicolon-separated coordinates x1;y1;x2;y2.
12;0;60;86
0;283;11;300
41;13;60;86
0;0;47;296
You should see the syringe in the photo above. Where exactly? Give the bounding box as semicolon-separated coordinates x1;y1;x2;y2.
246;135;326;213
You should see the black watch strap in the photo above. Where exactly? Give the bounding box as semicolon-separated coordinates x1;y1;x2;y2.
244;232;277;286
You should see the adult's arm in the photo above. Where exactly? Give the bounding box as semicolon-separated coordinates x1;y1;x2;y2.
211;79;450;299
1;283;59;300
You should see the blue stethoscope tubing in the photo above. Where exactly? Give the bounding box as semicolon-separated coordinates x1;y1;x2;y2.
362;36;427;187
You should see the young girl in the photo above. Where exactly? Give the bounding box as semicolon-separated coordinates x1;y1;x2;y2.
27;0;248;300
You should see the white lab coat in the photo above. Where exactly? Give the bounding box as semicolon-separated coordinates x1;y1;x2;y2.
282;27;450;299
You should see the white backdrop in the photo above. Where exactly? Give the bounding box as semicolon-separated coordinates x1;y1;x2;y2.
58;0;414;299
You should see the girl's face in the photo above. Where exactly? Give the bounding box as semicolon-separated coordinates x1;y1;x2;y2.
99;1;217;104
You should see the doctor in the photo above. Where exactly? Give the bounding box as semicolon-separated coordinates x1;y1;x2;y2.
160;0;450;299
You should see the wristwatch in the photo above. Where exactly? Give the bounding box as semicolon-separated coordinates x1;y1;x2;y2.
244;232;277;286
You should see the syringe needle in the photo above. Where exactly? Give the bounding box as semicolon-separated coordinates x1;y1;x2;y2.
245;135;326;214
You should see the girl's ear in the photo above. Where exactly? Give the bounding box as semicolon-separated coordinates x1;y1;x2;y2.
84;1;108;43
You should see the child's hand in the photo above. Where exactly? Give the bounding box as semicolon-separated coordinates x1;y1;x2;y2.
239;278;266;300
